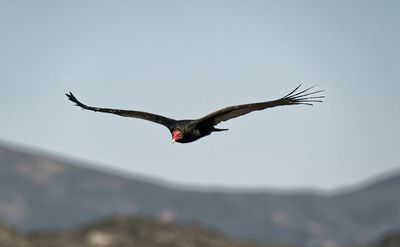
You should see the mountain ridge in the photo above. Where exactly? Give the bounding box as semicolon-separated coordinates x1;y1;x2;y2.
2;140;397;195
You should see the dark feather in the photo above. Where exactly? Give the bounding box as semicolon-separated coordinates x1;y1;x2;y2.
190;84;324;128
65;92;177;130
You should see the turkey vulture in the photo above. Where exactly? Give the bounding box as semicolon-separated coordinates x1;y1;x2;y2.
66;84;324;143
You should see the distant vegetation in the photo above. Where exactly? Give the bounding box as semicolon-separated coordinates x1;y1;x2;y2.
0;216;399;247
0;216;280;247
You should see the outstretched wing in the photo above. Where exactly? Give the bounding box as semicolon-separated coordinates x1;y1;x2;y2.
66;92;177;130
191;84;324;127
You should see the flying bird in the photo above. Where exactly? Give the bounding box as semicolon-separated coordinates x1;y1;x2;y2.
66;84;324;143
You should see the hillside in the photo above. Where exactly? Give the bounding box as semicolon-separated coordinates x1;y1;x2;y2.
2;215;398;247
29;216;276;247
370;231;400;247
0;142;399;247
0;224;31;247
0;216;279;247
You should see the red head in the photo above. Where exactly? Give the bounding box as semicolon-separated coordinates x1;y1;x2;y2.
171;130;182;143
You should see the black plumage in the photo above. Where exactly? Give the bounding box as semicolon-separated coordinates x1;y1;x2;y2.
66;84;324;143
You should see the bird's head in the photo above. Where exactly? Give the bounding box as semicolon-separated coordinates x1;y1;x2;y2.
171;130;182;143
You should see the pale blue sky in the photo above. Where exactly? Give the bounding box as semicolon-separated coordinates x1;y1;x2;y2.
0;0;399;190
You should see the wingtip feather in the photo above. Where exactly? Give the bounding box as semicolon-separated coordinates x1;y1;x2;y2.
283;84;325;106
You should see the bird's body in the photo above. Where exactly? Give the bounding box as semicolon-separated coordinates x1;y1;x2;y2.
173;120;206;143
66;85;324;143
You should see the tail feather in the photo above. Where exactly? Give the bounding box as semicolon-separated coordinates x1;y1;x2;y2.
213;127;229;132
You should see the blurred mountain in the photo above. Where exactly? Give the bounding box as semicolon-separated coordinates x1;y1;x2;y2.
0;224;31;247
370;231;400;247
0;216;280;247
0;142;399;247
354;231;400;247
2;215;398;247
29;216;277;247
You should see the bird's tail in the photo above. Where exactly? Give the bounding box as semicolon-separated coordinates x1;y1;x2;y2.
213;127;229;132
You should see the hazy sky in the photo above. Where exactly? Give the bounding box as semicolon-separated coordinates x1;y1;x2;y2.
0;0;399;190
